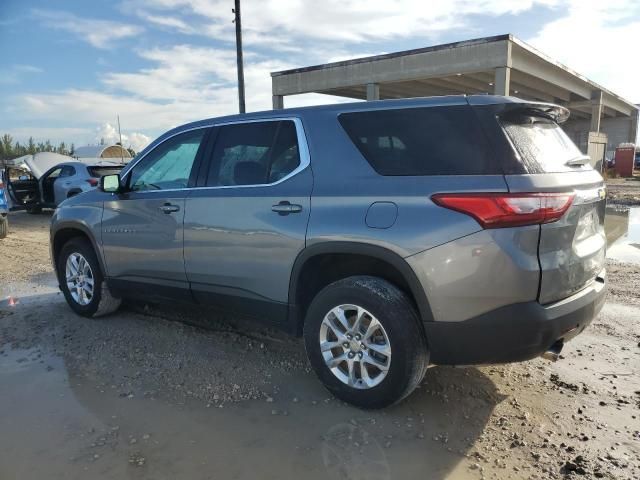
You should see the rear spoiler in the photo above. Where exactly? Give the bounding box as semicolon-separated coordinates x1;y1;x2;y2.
501;103;571;124
467;96;571;124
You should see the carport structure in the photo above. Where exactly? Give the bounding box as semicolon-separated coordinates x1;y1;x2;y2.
271;34;638;161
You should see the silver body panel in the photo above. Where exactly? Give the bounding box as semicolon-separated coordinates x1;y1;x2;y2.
50;95;607;335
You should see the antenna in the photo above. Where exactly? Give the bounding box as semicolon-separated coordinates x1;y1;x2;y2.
117;114;125;165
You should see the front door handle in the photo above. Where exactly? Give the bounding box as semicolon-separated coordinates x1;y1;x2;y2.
158;203;180;214
272;201;302;215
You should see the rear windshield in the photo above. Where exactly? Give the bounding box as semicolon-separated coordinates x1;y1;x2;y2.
338;105;498;176
500;112;587;173
87;166;124;177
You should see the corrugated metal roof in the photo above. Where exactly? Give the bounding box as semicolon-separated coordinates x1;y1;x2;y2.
74;144;132;159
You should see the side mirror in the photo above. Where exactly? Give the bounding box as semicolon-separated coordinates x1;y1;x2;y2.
100;174;122;193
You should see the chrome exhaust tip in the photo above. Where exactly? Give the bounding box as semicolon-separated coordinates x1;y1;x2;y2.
541;340;563;362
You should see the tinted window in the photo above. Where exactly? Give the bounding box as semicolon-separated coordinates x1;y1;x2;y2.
129;129;205;191
338;106;496;175
206;120;300;186
500;112;586;173
60;166;75;177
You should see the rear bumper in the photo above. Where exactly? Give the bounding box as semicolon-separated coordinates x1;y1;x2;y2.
424;271;606;365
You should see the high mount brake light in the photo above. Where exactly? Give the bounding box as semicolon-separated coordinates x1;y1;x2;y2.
431;193;575;229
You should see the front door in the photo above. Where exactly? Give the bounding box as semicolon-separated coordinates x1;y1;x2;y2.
102;128;209;298
183;119;312;324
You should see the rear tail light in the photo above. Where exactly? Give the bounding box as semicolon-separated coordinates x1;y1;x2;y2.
431;192;574;229
86;178;99;187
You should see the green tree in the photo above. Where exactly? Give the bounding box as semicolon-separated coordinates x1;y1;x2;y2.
44;140;52;152
69;143;75;156
1;134;13;158
57;142;67;155
27;137;36;155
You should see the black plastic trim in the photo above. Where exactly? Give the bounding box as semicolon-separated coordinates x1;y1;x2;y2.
425;275;606;365
288;242;435;332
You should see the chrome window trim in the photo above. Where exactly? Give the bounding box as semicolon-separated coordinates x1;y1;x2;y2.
120;117;310;193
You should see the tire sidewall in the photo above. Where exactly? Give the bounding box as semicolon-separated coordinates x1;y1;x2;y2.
304;277;428;408
57;239;104;317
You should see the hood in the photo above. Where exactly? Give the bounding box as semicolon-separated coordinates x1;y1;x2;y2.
6;152;75;179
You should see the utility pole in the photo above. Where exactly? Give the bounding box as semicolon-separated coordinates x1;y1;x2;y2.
233;0;246;113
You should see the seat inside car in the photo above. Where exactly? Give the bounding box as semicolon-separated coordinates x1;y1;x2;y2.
234;161;266;185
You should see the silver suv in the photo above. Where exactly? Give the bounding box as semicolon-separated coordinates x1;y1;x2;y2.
51;96;607;408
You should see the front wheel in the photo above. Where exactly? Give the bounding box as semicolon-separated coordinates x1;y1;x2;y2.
26;206;42;214
57;238;121;317
303;276;429;409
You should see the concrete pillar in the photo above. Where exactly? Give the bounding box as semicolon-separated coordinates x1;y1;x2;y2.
272;95;284;110
630;108;639;145
493;67;511;96
590;90;603;133
366;83;380;101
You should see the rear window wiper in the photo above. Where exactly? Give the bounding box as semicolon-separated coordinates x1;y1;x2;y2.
565;154;591;167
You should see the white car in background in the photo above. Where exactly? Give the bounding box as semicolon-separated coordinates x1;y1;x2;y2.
4;152;125;212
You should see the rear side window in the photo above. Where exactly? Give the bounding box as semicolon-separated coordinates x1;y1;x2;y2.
205;120;300;186
500;112;586;173
60;166;76;177
338;105;497;175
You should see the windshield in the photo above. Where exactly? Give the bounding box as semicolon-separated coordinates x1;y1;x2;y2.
501;113;588;173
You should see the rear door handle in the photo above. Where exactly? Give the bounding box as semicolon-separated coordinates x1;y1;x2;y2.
272;201;302;215
158;203;180;214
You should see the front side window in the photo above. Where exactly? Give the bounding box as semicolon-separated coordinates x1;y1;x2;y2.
205;120;300;187
129;129;205;191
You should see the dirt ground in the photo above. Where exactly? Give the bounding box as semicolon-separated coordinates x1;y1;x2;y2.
606;177;640;205
0;211;639;480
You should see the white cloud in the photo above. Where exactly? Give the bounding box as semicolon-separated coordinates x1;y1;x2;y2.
32;9;144;49
12;0;639;149
527;0;640;102
95;123;151;151
123;0;561;44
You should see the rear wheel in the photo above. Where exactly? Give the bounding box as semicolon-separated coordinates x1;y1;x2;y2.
57;238;121;317
303;276;429;409
0;216;7;238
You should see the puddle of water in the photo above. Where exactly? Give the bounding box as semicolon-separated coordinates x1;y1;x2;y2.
0;343;493;480
606;206;640;264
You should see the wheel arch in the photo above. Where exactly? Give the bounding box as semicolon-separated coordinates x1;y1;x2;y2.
52;223;106;282
288;242;434;335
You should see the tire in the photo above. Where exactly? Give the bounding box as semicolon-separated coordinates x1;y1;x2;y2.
0;216;7;239
303;275;429;409
57;238;121;317
26;206;42;214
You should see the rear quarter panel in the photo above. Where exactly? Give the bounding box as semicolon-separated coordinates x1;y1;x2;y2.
302;110;510;257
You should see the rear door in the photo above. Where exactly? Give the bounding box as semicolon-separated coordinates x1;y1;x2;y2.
53;165;76;205
497;107;606;304
183;118;312;323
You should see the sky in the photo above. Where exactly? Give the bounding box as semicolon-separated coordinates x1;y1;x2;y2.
0;0;638;152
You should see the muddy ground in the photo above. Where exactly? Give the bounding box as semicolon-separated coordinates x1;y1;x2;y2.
0;211;638;480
